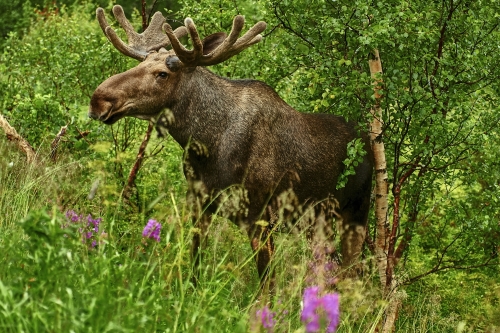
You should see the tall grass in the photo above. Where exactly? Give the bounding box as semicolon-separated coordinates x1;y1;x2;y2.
0;139;394;332
3;140;492;333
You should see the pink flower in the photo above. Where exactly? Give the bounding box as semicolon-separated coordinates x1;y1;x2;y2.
142;219;161;242
301;287;340;332
256;305;276;330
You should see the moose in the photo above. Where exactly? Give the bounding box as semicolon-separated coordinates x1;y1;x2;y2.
89;5;373;289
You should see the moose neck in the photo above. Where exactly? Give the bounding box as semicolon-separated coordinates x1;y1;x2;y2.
165;67;247;150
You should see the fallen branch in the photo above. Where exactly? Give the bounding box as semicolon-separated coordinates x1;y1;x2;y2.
0;114;37;163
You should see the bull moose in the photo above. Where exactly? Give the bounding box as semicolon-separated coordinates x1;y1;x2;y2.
89;5;373;290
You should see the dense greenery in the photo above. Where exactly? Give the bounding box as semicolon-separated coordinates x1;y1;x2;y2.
0;0;499;332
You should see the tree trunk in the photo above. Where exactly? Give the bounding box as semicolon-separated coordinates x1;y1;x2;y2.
368;50;389;289
368;50;404;333
382;282;406;333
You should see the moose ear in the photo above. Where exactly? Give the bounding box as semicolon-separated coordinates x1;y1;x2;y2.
166;55;183;72
166;32;228;71
202;32;228;55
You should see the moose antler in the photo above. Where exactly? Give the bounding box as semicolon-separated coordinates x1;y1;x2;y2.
162;15;267;67
97;5;188;61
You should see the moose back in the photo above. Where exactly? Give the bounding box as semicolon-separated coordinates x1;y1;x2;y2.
89;5;373;288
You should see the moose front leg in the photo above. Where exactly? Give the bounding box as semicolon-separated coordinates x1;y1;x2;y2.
191;212;211;286
183;146;212;286
247;224;276;294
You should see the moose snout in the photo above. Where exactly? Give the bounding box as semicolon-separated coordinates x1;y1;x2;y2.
88;110;100;120
88;90;115;121
88;100;112;121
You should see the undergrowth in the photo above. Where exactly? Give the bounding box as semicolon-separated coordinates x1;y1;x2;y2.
0;139;389;332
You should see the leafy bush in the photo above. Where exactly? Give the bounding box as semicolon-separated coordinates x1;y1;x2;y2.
0;2;136;148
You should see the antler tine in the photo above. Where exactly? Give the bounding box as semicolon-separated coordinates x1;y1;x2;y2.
96;7;110;36
145;11;172;52
233;20;267;48
185;18;204;60
103;26;146;61
96;5;188;61
111;5;136;38
163;15;266;68
163;18;204;66
210;16;266;61
223;15;245;46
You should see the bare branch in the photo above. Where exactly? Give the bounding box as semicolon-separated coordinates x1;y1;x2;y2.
122;122;154;204
50;125;67;162
0;114;37;163
404;256;497;285
272;5;315;48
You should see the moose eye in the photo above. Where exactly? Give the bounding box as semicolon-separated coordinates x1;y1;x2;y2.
157;72;168;79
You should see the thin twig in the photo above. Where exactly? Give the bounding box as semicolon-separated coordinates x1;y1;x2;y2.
50;125;68;162
122;122;154;203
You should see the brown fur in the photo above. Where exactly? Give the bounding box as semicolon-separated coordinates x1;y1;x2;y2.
90;40;373;289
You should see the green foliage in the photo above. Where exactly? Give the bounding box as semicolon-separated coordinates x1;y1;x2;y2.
337;138;367;190
0;0;169;48
0;2;132;147
399;271;500;332
0;171;383;332
0;0;36;46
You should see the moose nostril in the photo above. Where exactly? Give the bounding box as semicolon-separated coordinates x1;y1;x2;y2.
88;112;99;120
89;94;115;121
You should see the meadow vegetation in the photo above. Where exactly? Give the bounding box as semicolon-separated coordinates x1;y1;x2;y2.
0;0;499;332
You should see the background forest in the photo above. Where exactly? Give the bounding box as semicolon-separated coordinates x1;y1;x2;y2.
0;0;499;332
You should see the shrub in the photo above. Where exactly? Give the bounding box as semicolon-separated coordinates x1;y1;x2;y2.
0;2;132;148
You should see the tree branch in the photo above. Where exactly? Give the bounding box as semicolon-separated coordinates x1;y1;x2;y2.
0;114;37;163
404;256;496;285
122;121;154;203
272;5;315;48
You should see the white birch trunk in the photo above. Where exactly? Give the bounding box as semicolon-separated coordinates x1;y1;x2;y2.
368;50;389;289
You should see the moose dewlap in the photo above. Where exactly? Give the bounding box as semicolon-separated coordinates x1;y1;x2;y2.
89;5;373;289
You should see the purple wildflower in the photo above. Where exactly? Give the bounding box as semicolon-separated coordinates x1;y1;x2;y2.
256;305;276;330
301;287;340;333
324;262;335;272
142;219;161;242
65;210;81;222
87;215;101;226
64;210;104;249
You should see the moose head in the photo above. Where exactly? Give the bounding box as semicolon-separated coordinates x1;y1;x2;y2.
89;6;265;126
90;5;373;291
